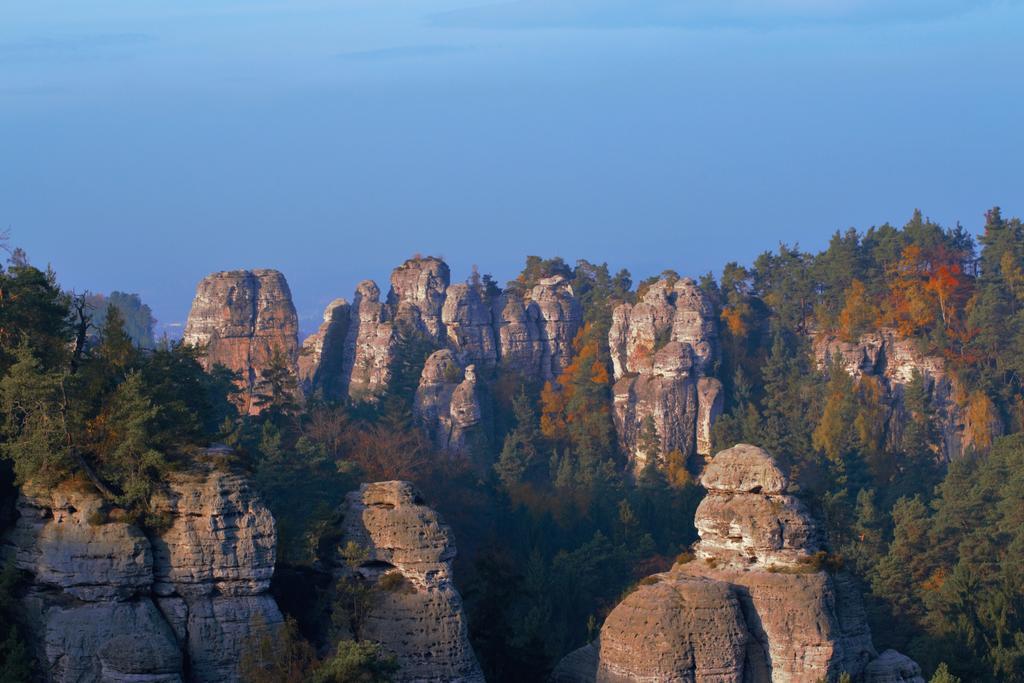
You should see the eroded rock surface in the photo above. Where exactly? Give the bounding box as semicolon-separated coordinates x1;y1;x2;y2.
597;573;749;682
553;445;921;683
492;289;545;375
389;257;451;342
336;481;484;683
531;275;583;380
443;283;498;368
343;280;396;400
414;350;484;453
864;650;926;683
299;298;351;400
2;451;284;683
813;328;1000;460
183;269;299;415
610;278;720;473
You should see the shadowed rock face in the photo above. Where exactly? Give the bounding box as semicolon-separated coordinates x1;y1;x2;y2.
183;269;299;415
414;350;483;454
493;289;545;374
1;452;283;683
864;650;926;683
443;283;498;368
552;445;921;683
342;280;395;400
300;257;582;407
389;256;451;343
299;298;351;400
609;278;720;473
531;275;584;380
336;482;485;683
813;328;1001;461
595;574;750;682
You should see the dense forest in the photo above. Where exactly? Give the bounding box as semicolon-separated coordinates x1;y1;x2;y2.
2;208;1024;682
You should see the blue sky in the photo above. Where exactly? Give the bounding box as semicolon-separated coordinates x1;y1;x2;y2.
2;0;1022;335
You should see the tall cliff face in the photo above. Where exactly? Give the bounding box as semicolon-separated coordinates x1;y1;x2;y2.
342;280;396;400
414;350;484;454
299;257;583;408
334;481;485;683
531;275;584;380
299;298;351;400
813;329;1001;461
609;278;722;473
442;283;499;369
183;270;299;415
389;257;451;343
552;444;924;683
1;450;283;683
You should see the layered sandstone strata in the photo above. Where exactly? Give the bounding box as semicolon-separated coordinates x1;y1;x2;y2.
335;481;485;683
299;298;351;400
552;444;921;683
414;350;484;454
183;269;299;415
813;328;1001;460
2;449;283;683
609;278;721;473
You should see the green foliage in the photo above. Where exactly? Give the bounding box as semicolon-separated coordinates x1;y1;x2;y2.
85;291;156;348
930;663;961;683
866;435;1024;681
510;255;573;290
239;616;317;683
0;343;72;485
0;259;69;373
313;640;399;683
0;562;33;682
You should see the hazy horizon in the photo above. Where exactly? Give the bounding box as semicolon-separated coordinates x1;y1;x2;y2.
4;0;1022;334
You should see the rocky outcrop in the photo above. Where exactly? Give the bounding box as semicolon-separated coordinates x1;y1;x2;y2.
813;328;1000;461
299;298;351;400
149;455;282;682
389;257;451;342
596;573;750;682
531;275;583;380
335;481;484;683
553;444;920;683
610;278;720;474
2;450;284;683
414;350;484;454
442;284;498;368
492;289;545;375
298;257;582;406
183;269;299;415
864;650;926;683
342;280;396;400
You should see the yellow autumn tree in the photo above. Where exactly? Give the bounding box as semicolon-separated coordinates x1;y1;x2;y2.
837;279;875;341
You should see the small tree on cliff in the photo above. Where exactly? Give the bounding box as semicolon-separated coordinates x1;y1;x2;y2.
253;348;301;423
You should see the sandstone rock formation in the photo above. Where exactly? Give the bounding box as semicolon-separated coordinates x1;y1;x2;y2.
609;278;720;473
297;257;583;406
149;456;282;682
531;275;584;380
183;269;299;415
1;449;283;683
552;444;921;683
492;289;545;375
414;350;484;454
299;298;351;400
389;257;451;342
342;280;396;400
813;328;1001;461
335;481;484;683
864;650;926;683
443;283;499;368
594;573;750;682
